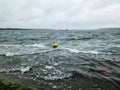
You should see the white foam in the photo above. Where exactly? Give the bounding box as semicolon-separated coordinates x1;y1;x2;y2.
0;68;19;73
0;44;46;47
53;63;58;66
0;69;9;73
81;50;99;54
20;66;30;73
45;66;55;69
25;44;46;48
0;67;30;74
6;52;17;56
42;72;73;80
0;44;49;56
65;48;80;53
63;48;99;54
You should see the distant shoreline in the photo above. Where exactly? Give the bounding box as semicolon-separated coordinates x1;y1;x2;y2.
0;28;55;30
0;27;120;30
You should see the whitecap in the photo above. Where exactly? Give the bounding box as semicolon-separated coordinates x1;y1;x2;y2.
81;50;99;54
20;66;30;73
45;66;55;69
0;44;49;56
63;47;99;54
64;48;80;53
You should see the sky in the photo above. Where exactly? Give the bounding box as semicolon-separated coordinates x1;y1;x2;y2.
0;0;120;29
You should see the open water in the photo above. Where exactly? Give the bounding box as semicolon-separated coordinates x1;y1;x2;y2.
0;29;120;90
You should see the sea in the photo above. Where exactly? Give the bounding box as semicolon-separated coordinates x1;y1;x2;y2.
0;29;120;90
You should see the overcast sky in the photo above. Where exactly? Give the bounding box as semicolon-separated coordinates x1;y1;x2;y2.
0;0;120;29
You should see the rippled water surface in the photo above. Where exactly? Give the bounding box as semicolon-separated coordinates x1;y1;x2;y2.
0;29;120;90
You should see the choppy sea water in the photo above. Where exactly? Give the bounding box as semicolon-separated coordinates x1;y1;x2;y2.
0;29;120;90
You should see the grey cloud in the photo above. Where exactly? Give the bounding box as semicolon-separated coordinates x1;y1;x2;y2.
0;0;120;29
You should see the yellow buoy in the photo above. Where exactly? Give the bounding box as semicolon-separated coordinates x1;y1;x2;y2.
52;43;59;48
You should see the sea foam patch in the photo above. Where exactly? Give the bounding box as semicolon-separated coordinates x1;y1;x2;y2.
0;44;49;56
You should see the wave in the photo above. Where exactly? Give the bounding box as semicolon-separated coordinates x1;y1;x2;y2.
58;37;93;41
0;44;46;47
69;71;120;89
63;48;99;54
0;46;119;83
101;47;120;55
0;66;31;74
1;65;119;88
16;36;50;41
0;44;49;56
0;42;118;57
